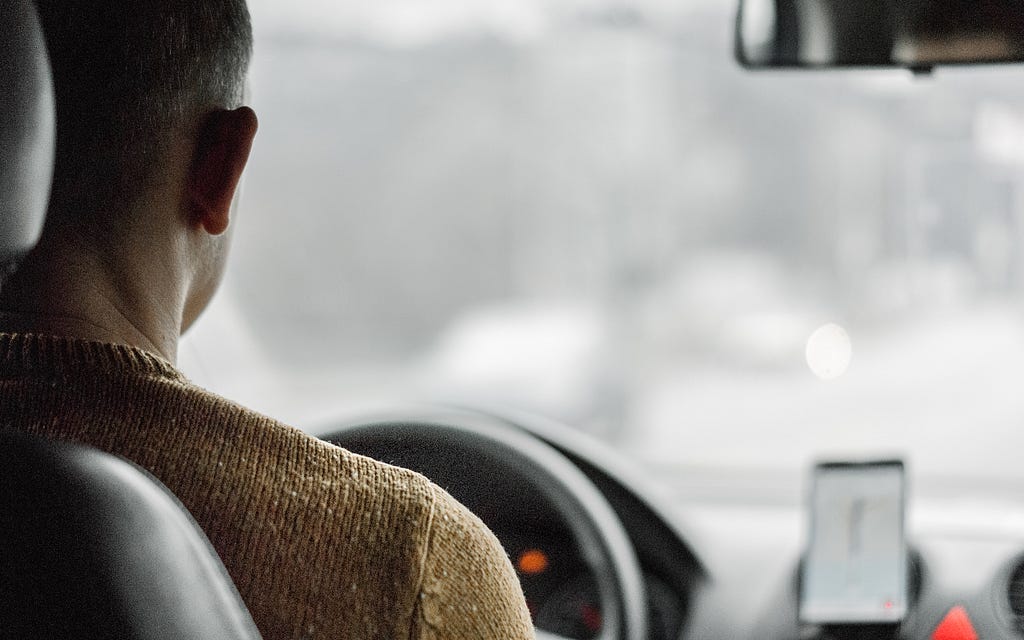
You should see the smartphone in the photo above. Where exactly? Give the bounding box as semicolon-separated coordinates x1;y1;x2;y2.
799;460;907;625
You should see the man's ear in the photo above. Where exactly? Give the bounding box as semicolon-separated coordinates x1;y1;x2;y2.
187;106;258;235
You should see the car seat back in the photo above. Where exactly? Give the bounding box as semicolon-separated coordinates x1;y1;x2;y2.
0;432;264;640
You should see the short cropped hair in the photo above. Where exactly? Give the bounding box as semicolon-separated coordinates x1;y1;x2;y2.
33;0;252;228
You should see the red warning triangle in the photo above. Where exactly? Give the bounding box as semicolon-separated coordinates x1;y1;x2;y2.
932;605;978;640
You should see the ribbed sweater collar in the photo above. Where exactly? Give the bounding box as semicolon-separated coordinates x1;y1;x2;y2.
0;333;187;383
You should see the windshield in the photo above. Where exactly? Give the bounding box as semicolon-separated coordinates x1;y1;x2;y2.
180;0;1024;486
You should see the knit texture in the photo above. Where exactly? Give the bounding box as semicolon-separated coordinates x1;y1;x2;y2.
0;333;534;640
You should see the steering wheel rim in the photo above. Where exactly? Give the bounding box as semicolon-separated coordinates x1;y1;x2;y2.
323;407;647;640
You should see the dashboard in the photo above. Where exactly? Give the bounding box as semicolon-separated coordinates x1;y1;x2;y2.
320;407;1024;640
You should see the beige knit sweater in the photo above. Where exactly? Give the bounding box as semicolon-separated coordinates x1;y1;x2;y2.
0;333;535;640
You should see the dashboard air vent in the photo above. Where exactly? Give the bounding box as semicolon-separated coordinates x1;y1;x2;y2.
1008;558;1024;633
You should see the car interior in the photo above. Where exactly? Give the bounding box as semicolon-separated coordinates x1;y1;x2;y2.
7;1;1024;639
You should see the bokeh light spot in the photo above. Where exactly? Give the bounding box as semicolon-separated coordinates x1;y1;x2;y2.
805;323;852;380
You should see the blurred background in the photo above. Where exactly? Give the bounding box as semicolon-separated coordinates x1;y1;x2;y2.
180;0;1024;494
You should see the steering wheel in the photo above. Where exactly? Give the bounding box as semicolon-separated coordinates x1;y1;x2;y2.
323;407;647;640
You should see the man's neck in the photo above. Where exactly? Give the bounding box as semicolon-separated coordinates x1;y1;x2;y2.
0;232;184;364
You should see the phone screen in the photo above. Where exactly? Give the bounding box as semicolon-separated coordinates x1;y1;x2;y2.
799;461;907;624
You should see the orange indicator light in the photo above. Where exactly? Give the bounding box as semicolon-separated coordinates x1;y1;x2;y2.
517;549;549;575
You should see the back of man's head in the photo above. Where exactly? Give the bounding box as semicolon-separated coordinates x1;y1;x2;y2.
34;0;252;237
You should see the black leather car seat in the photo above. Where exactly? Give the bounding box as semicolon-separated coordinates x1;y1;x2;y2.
0;3;262;639
0;433;264;640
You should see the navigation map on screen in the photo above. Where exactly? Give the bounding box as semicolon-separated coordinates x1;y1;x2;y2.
799;462;907;624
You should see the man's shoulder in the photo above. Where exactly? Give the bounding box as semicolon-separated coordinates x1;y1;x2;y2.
412;474;536;637
0;334;529;636
162;379;441;511
11;350;445;531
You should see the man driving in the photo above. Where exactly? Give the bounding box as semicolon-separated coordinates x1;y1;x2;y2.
0;1;534;638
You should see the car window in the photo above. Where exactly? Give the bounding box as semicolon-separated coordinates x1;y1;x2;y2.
180;0;1024;487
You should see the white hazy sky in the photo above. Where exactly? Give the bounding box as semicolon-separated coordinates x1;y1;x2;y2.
249;0;718;46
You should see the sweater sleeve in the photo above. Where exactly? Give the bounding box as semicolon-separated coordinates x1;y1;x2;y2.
410;486;535;640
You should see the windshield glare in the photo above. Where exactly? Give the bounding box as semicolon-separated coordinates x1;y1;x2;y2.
179;0;1024;486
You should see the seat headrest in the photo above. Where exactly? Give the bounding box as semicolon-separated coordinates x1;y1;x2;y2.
0;0;55;265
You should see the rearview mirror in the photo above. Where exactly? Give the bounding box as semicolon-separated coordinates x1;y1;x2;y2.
736;0;1024;72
